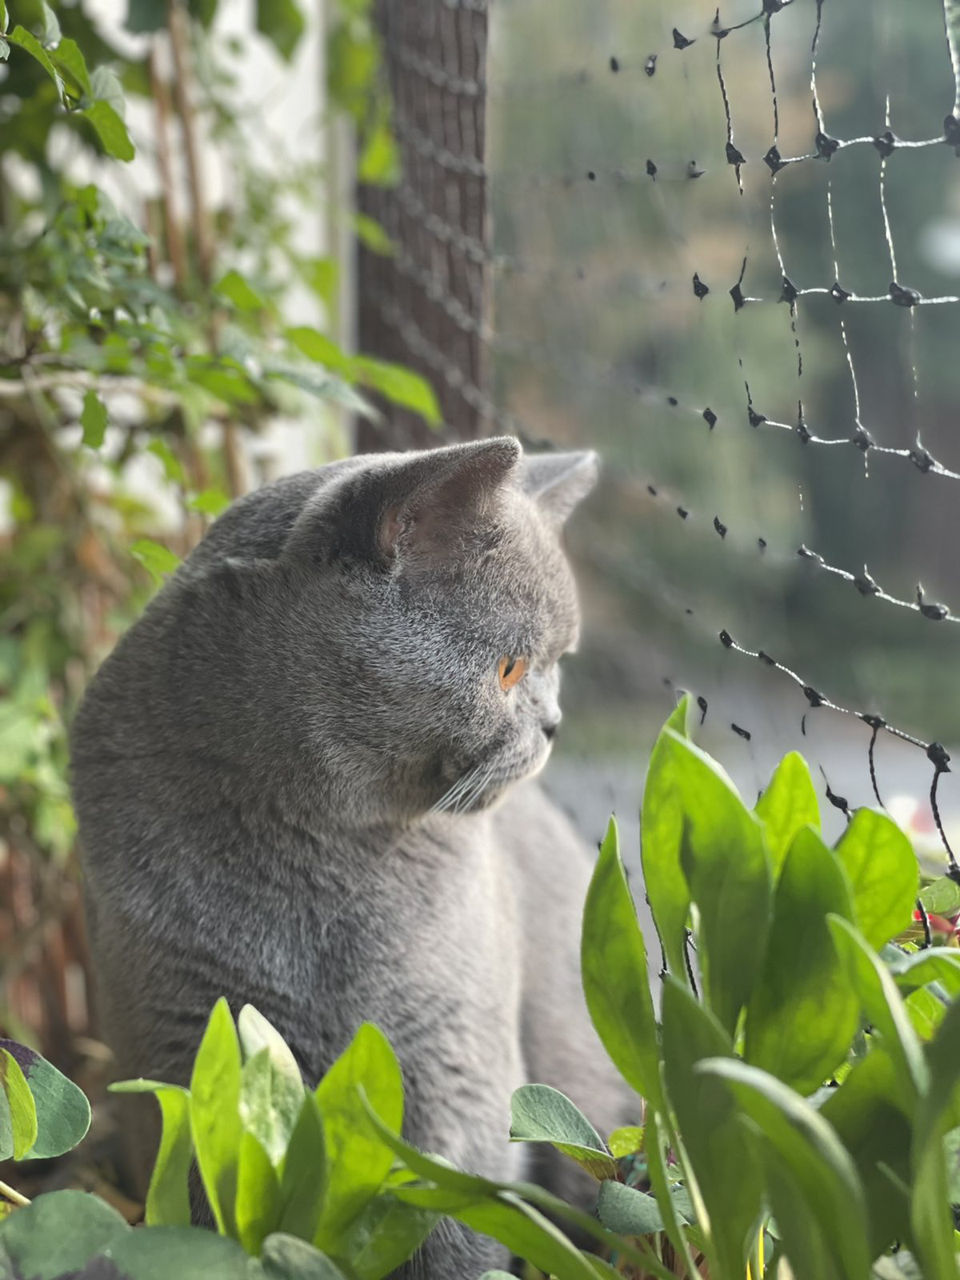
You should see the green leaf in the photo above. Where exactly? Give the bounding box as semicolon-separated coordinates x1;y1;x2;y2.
189;488;231;517
131;538;181;582
351;357;441;426
919;876;960;917
236;1128;281;1253
0;36;9;60
836;809;919;949
80;389;108;448
104;1224;250;1276
596;1180;692;1236
755;751;821;876
278;1092;326;1244
667;729;772;1035
146;437;185;485
7;25;64;99
886;947;960;1000
0;2;7;35
286;326;351;373
256;0;305;60
357;119;399;186
126;0;167;33
581;817;663;1111
641;697;694;978
259;1234;349;1279
0;1046;37;1160
607;1125;644;1158
240;1046;306;1169
697;1056;871;1280
911;994;960;1280
644;1109;701;1279
83;100;136;161
330;1196;438;1280
353;213;393;256
189;997;242;1237
313;1022;403;1249
0;1038;91;1159
0;1189;129;1275
90;65;127;118
821;1051;913;1257
215;269;267;313
827;917;928;1105
38;1;60;48
660;978;762;1278
238;1005;303;1084
50;38;91;99
510;1084;617;1181
745;826;859;1094
452;1196;603;1280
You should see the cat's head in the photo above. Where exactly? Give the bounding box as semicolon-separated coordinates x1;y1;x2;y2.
230;438;597;826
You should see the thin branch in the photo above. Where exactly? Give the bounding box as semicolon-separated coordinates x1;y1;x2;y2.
0;1180;30;1208
148;41;188;289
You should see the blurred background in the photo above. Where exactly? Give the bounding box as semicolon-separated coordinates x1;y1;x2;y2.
3;0;960;1203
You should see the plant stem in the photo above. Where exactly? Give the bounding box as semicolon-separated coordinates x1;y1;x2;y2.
0;1179;31;1207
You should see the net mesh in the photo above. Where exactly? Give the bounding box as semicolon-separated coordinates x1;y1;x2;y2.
360;0;960;883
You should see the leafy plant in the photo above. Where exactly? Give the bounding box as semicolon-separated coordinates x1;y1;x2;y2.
502;696;960;1279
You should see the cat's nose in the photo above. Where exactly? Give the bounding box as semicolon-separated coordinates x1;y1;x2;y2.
542;716;561;742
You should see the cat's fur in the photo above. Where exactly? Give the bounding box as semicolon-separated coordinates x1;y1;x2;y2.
71;438;630;1276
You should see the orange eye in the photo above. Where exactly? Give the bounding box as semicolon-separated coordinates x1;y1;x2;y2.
498;655;527;692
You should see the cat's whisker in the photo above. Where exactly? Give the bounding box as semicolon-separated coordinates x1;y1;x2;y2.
451;762;496;814
431;760;486;814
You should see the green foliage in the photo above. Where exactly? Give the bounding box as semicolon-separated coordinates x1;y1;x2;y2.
0;1037;91;1160
0;0;438;921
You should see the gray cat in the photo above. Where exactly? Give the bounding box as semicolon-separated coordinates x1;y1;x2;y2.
71;437;630;1276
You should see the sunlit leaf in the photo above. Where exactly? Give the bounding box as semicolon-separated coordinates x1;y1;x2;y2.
131;538;181;583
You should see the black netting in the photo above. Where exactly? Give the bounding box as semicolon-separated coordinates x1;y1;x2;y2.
360;0;960;883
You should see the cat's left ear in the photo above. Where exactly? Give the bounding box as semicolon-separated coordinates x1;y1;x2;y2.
522;450;598;526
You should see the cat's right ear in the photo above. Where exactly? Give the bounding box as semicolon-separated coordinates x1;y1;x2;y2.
283;437;521;570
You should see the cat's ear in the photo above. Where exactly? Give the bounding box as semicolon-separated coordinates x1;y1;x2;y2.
377;436;521;562
522;450;598;525
284;437;520;568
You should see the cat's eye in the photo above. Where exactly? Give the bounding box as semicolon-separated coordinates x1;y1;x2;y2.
498;655;527;692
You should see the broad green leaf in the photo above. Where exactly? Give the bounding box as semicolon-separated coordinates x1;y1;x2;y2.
755;751;821;875
906;986;948;1039
0;2;7;35
240;1046;306;1168
745;827;858;1094
236;1129;281;1254
667;729;772;1035
836;809;919;949
189;997;242;1237
108;1081;193;1228
453;1195;602;1280
7;26;63;100
286;326;351;373
278;1092;326;1244
80;389;108;448
358;118;399;186
50;38;90;97
0;1189;129;1275
90;65;126;117
827;917;928;1105
331;1196;438;1280
698;1057;871;1280
640;697;691;978
189;488;231;517
351;357;441;426
910;994;960;1280
886;947;960;1000
83;100;135;161
581;817;662;1110
510;1084;617;1180
215;270;267;313
0;1038;91;1159
0;1046;37;1160
596;1179;691;1235
660;979;762;1278
259;1233;349;1279
131;538;180;582
607;1124;644;1157
313;1022;403;1249
104;1224;250;1276
920;876;960;917
821;1051;913;1257
256;0;305;60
